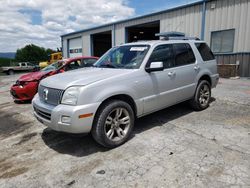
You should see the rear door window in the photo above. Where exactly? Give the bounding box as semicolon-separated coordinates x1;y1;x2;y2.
195;43;215;61
173;43;196;67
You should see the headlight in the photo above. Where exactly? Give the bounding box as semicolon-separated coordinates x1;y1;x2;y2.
61;87;80;105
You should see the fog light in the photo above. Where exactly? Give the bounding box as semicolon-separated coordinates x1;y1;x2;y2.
61;115;71;124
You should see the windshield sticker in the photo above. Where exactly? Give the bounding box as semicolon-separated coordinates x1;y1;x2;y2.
130;47;148;51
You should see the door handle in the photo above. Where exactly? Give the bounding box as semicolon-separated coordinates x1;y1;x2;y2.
168;71;176;77
194;66;200;71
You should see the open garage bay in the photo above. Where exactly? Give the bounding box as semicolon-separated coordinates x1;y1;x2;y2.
91;31;112;57
126;21;160;43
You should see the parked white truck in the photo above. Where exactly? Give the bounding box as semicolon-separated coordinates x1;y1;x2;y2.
1;62;38;75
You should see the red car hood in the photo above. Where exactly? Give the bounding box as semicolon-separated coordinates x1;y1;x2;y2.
18;71;50;82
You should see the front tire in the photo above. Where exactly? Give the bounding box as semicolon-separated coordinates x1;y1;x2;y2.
92;100;134;148
190;80;211;111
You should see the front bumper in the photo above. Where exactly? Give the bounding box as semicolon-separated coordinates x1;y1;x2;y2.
32;94;100;134
11;82;38;101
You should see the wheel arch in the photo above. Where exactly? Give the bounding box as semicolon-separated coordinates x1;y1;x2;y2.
95;94;137;117
198;74;212;86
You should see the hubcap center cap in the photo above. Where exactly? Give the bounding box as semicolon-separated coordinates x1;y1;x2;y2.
114;121;119;127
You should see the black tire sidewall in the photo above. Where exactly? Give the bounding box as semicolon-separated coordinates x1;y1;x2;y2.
195;80;211;110
92;100;134;148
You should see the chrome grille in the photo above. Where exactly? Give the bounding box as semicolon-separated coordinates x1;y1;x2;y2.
38;85;64;106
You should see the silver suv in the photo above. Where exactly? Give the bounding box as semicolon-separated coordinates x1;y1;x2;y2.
32;37;219;148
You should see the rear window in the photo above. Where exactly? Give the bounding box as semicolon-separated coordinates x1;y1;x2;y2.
195;43;215;61
173;43;196;66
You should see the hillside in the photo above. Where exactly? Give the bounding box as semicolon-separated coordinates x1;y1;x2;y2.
0;52;16;59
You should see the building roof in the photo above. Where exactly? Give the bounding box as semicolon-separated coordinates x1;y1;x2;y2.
61;0;207;38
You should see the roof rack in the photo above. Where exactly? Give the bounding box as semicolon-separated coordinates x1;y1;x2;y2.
167;36;200;40
155;31;200;40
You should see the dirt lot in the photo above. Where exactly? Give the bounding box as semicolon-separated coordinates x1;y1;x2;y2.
0;74;249;188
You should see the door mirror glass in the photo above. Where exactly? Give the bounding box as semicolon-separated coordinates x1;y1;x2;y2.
145;61;164;72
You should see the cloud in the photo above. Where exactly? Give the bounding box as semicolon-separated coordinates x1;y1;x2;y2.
0;0;135;52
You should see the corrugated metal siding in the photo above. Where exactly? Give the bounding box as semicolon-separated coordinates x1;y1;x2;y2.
160;4;202;38
215;53;250;77
82;34;90;56
205;0;250;52
62;39;67;57
114;4;202;45
83;25;113;35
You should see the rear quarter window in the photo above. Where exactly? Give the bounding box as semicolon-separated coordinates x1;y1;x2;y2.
195;43;215;61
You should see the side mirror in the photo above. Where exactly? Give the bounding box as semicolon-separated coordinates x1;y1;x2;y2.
145;61;164;73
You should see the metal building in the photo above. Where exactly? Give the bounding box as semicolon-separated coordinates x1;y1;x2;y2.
61;0;250;76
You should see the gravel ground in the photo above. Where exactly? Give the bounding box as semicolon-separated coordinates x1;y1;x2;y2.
0;74;249;188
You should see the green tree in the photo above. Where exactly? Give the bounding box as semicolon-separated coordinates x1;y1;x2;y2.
15;44;56;62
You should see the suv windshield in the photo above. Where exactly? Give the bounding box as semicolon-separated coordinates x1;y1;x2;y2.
94;45;150;69
41;61;65;72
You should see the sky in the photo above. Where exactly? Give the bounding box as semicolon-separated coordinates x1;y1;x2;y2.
0;0;199;52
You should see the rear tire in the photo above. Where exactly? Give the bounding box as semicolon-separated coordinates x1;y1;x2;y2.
190;80;211;111
91;100;134;148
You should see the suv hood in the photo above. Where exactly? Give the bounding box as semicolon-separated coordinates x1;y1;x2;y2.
40;68;135;90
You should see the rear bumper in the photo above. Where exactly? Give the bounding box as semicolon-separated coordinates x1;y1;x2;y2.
211;74;219;88
10;82;38;101
32;94;100;134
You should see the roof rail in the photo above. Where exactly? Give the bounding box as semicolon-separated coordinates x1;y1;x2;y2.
167;36;200;40
155;31;200;40
156;31;184;37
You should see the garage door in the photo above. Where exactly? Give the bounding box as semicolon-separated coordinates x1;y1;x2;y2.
68;37;82;58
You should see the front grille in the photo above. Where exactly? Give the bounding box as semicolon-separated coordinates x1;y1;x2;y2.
38;85;64;106
34;107;51;120
10;89;19;99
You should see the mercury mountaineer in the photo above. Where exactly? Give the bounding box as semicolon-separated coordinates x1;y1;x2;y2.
32;35;219;148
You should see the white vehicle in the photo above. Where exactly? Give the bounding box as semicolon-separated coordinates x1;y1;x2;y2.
2;62;37;75
32;35;219;148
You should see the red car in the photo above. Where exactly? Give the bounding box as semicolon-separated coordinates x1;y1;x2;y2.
10;56;99;101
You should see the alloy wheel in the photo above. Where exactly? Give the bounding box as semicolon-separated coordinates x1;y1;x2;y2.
104;107;131;141
199;84;210;107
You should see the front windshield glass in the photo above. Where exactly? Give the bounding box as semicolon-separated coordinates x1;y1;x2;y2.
41;60;64;72
94;45;150;69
